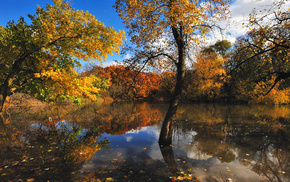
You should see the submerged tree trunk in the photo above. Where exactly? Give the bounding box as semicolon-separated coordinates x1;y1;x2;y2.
158;65;185;146
159;25;185;146
159;145;179;174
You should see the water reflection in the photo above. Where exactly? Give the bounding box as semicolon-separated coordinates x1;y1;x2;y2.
0;121;109;181
1;103;290;181
173;104;290;181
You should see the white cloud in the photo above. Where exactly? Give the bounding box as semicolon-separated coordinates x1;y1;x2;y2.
192;0;290;49
214;0;290;44
100;60;116;67
124;53;132;59
125;136;133;142
148;142;163;160
187;0;284;62
114;0;290;65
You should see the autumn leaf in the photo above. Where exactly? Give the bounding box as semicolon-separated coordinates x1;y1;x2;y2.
0;0;125;108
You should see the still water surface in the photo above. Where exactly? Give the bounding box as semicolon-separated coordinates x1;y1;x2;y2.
1;102;289;181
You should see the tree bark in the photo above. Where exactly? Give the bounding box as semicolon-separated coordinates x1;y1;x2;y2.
0;53;30;112
159;25;185;146
159;145;179;175
0;78;10;112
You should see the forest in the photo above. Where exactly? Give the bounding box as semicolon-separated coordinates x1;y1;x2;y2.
1;0;290;181
0;0;289;111
0;1;290;108
81;38;290;105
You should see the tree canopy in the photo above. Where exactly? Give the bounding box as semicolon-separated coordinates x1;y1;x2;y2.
0;0;125;110
115;0;230;69
225;4;290;104
115;0;230;145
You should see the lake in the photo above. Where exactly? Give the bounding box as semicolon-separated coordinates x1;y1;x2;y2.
0;102;289;181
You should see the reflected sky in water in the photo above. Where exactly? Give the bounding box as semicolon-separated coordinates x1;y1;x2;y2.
85;123;270;181
1;102;290;181
87;126;162;168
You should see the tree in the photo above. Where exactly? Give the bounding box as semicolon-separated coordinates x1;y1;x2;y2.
229;3;290;99
84;65;162;100
225;5;290;104
211;40;231;57
115;0;230;145
194;51;227;100
0;0;125;112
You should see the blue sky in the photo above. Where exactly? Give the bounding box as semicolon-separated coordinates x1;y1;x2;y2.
0;0;126;67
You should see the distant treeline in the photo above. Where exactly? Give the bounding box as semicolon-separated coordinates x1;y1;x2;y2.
81;39;290;104
82;64;289;104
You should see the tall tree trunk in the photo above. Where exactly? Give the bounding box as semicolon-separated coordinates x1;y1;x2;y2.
158;64;185;146
159;25;185;146
0;75;11;125
0;79;10;112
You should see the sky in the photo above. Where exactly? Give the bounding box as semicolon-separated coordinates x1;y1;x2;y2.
0;0;288;68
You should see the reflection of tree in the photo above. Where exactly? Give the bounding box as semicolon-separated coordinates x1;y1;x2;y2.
3;102;290;181
70;102;162;135
0;121;109;181
1;102;164;181
233;127;290;182
7;101;163;136
160;146;179;175
174;104;290;181
194;136;236;163
243;146;290;182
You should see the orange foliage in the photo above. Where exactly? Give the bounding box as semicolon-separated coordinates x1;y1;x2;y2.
84;65;161;100
133;72;161;98
45;119;59;128
91;103;162;135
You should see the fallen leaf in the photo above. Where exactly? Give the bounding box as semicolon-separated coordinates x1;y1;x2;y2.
106;177;114;182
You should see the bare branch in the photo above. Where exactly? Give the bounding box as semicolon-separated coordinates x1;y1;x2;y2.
228;46;277;77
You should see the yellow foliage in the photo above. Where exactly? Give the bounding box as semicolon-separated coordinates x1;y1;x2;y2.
194;52;227;99
0;0;125;105
35;66;101;101
115;0;230;45
250;77;290;105
66;142;101;164
34;0;125;62
172;173;193;181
